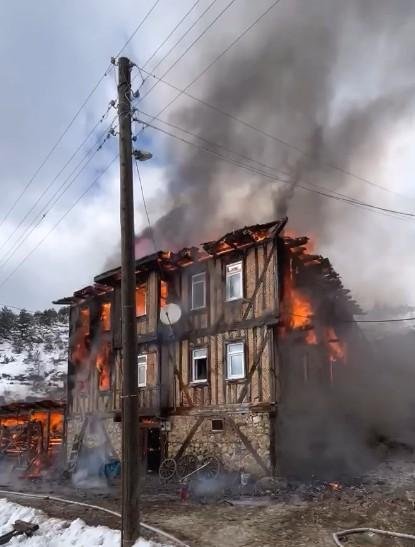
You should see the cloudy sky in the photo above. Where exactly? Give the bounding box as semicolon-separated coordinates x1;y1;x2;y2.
1;0;415;313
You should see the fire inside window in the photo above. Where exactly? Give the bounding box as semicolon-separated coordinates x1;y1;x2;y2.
226;261;243;301
192;348;208;382
136;285;146;317
96;341;111;391
79;307;90;335
191;272;206;310
100;302;111;331
160;280;168;308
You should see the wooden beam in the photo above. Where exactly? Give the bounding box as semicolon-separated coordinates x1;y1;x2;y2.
174;416;205;460
173;365;193;408
226;417;270;474
237;329;271;404
242;241;277;321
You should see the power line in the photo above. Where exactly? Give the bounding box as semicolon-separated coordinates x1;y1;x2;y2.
139;0;204;74
0;120;116;270
136;116;415;221
0;111;116;262
134;159;158;253
135;110;414;224
135;0;237;106
133;69;414;204
0;154;119;291
0;0;160;230
132;0;284;148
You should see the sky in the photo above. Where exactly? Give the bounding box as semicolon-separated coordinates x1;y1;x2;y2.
0;1;415;312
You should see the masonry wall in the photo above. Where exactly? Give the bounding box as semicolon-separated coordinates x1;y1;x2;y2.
168;411;274;477
65;415;121;461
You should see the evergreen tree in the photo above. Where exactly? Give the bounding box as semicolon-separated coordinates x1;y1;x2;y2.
0;307;16;340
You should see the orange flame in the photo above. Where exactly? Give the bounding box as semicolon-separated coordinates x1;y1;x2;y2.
160;280;168;308
100;302;111;331
96;342;111;391
136;284;146;317
325;327;346;362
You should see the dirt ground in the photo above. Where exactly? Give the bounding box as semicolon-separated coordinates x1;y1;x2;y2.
2;456;415;546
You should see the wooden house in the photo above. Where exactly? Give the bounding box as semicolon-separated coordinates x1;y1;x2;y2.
55;218;361;476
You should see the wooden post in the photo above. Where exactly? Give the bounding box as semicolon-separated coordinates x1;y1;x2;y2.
118;56;140;546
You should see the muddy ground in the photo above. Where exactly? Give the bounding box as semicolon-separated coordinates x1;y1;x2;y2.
2;456;415;546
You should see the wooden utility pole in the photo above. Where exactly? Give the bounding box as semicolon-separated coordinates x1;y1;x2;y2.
118;56;140;546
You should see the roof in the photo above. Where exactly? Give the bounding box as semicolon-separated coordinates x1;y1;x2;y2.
0;400;65;415
54;218;287;303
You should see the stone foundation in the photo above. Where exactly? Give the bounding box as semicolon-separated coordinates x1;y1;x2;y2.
65;415;121;461
168;412;274;476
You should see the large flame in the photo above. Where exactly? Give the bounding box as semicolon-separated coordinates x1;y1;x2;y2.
100;302;111;331
96;341;111;391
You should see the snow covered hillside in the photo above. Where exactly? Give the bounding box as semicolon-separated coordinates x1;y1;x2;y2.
0;307;69;403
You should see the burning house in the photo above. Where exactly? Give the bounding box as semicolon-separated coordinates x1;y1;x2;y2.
0;400;64;479
55;218;363;476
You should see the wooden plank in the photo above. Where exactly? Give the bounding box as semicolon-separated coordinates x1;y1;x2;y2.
237;329;271;404
217;333;225;405
242;240;277;321
251;327;259;403
208;260;216;327
214;335;218;406
226;417;270;474
256;245;264;317
174;416;205;460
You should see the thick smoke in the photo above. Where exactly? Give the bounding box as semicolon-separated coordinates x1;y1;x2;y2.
136;0;415;308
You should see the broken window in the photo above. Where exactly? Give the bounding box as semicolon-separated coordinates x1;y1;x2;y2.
100;302;111;331
227;342;245;379
96;341;111;391
191;272;206;310
138;355;147;387
160;280;168;309
136;285;146;317
192;348;208;383
225;261;243;301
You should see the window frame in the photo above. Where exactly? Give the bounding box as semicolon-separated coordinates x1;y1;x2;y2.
136;284;147;318
226;341;245;380
191;272;207;310
225;260;243;302
191;347;208;384
138;354;147;388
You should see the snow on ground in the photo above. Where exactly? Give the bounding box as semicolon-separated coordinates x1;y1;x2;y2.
0;498;163;546
0;321;68;402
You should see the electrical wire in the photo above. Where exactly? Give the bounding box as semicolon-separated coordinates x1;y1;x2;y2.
133;67;414;203
134;159;158;253
139;0;204;74
0;119;116;271
132;0;218;91
0;0;160;230
0;111;116;261
135;117;415;221
135;0;237;105
0;154;119;291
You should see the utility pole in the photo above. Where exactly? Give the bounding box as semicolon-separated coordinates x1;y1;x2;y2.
118;56;140;546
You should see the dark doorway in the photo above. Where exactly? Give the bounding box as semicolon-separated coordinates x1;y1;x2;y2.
147;428;161;473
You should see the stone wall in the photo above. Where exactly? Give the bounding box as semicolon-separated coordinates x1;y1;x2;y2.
168;412;273;477
65;415;121;461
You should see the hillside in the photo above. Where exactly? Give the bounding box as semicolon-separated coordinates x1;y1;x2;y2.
0;307;69;403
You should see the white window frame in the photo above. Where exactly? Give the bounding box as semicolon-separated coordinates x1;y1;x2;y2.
191;272;206;310
138;354;147;387
226;342;245;380
192;347;208;383
225;261;243;301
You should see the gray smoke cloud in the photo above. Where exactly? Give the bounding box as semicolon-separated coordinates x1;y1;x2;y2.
135;0;415;308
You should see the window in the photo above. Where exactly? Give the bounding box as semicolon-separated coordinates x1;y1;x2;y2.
225;261;243;301
191;272;206;310
192;348;208;383
100;302;111;331
227;342;245;379
211;419;224;432
160;280;168;309
138;355;147;387
136;285;146;317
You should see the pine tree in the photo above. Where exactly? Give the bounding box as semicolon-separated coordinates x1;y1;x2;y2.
0;307;16;340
